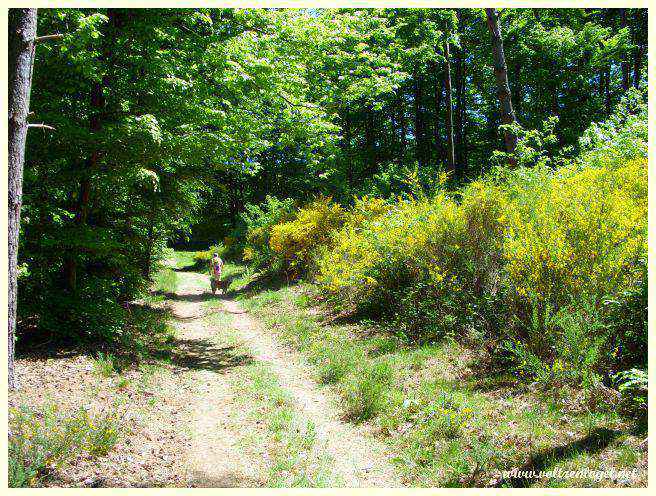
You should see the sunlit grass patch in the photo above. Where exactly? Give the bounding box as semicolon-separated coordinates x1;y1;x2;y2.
241;277;646;488
231;362;340;487
152;268;178;294
92;352;117;377
172;250;197;269
8;404;120;487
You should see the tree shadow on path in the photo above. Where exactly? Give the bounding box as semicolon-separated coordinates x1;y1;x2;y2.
156;337;253;374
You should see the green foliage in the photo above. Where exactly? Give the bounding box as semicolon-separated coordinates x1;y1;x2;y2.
314;128;646;383
92;352;117;377
241;196;296;271
577;88;648;167
340;360;395;422
501;158;647;375
17;7;647;401
8;404;120;487
193;243;228;268
269;197;346;277
613;368;648;412
152;268;179;295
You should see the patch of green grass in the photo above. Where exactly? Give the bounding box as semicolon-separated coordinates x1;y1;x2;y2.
152;267;179;294
115;376;131;390
233;363;339;488
240;276;647;488
171;250;197;269
314;341;365;385
8;404;120;487
199;297;340;487
340;360;395;422
93;352;117;377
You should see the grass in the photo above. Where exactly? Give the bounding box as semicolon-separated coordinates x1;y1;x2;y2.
92;352;117;377
8;404;120;487
232;363;338;487
202;296;340;487
152;268;178;295
238;279;647;488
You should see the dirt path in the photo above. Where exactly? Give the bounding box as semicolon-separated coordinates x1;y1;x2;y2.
165;269;402;487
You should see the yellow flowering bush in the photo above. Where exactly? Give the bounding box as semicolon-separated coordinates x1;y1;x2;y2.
314;156;646;369
345;195;390;228
240;195;295;270
245;150;646;381
269;196;346;277
9;404;120;487
503;158;647;309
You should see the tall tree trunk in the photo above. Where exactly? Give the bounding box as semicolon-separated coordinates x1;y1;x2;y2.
364;105;376;171
604;64;612;115
620;9;631;90
8;8;38;390
413;72;425;167
453;10;466;169
512;60;522;121
444;41;455;174
454;33;466;171
485;8;518;163
433;70;443;163
342;113;354;185
398;92;407;153
63;10;120;291
633;45;643;89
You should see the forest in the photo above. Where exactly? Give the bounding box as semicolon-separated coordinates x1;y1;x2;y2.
8;7;648;488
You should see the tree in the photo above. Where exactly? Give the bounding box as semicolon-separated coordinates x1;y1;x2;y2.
443;41;455;173
8;8;38;389
485;8;518;162
620;9;631;90
14;7;646;357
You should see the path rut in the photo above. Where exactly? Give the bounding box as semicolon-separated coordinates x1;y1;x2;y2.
166;269;402;488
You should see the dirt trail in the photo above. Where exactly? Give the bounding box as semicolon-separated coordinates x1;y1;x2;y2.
165;269;402;488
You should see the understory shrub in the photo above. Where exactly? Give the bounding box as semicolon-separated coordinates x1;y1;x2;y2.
314;156;646;383
242;105;647;393
501;158;647;378
269;196;346;278
193;243;228;267
9;404;120;487
241;195;295;272
318;183;507;343
340;360;395;422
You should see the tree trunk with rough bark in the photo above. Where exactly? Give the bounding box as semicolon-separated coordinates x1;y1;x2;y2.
454;33;466;171
620;9;631;91
485;8;518;163
8;8;38;390
63;9;120;292
433;70;443;163
413;72;425;168
444;41;455;174
398;91;407;153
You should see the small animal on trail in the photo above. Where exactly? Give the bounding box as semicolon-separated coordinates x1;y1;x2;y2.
210;276;228;295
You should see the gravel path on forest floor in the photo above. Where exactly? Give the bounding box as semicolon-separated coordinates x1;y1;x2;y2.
10;267;402;487
170;269;402;487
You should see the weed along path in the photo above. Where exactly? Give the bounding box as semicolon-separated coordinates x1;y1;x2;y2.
162;267;402;488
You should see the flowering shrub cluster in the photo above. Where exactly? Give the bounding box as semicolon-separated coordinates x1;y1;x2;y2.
9;404;120;487
240;195;296;272
269;197;346;277
240;104;647;388
314;156;646;382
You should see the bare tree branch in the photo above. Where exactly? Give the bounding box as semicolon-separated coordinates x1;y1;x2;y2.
28;123;56;130
35;33;64;43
